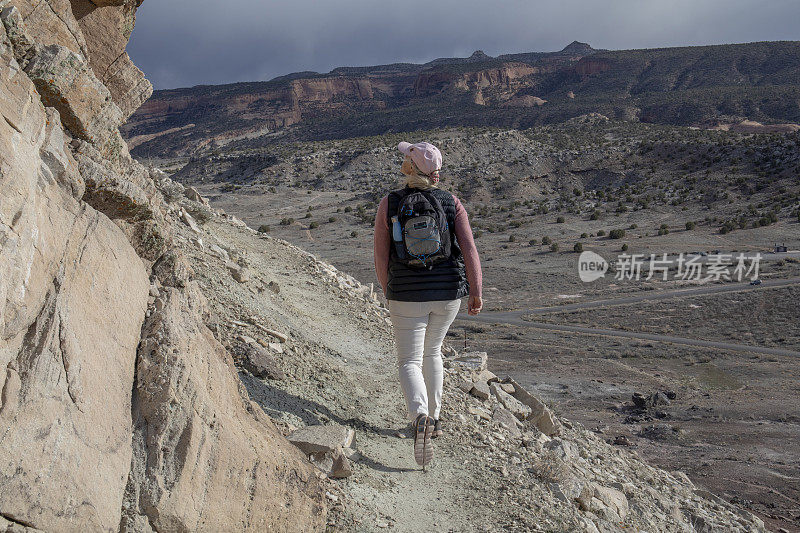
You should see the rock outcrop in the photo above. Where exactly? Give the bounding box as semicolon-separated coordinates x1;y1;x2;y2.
0;1;326;531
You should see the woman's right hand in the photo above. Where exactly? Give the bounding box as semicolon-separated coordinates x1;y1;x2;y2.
468;295;483;315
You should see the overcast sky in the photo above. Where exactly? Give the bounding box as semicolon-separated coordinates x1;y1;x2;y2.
128;0;800;90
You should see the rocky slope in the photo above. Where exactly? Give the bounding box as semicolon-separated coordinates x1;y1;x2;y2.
123;40;800;157
140;176;767;532
0;1;324;531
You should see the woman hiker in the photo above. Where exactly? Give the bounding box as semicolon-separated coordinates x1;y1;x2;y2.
373;141;483;468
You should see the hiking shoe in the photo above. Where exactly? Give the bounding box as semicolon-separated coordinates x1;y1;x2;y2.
413;414;435;468
432;419;443;439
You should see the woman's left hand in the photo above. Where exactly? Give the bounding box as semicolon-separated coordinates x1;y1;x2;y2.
468;295;482;315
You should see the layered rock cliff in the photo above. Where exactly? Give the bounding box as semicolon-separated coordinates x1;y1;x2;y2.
125;40;800;157
0;1;325;531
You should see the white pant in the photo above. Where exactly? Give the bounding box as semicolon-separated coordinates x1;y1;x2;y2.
387;299;461;421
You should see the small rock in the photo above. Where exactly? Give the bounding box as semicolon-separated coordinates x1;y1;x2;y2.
208;244;229;261
492;406;522;437
545;438;577;461
457;379;474;393
592;484;629;520
442;343;458;358
453;351;488;372
180;208;202;233
470;381;491;400
467;406;491;421
238;335;257;346
505;378;561;436
267;342;284;354
267;280;280;294
241;346;285;380
612;435;633;446
329;449;352;479
499;383;515;394
184;186;206;204
288;424;355;455
474;369;498;384
491;383;531;420
226;263;250;283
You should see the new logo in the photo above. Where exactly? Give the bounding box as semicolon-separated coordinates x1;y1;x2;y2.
578;251;608;282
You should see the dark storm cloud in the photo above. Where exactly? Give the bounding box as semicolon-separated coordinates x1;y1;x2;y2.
128;0;800;90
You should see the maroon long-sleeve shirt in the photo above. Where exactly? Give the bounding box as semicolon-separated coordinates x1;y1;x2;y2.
373;193;482;298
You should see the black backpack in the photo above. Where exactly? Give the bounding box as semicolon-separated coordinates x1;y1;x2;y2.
391;189;451;269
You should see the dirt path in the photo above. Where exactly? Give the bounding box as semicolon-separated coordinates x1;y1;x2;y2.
181;218;522;531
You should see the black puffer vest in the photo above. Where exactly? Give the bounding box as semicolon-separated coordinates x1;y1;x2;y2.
385;186;469;302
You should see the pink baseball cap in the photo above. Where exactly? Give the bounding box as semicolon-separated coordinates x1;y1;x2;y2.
398;141;442;176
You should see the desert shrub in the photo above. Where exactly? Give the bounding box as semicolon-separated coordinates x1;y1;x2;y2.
184;203;213;225
597;229;606;237
590;210;600;220
550;242;559;252
344;206;353;213
629;224;638;229
556;216;565;223
328;216;337;223
280;217;294;226
622;243;629;251
257;224;270;233
350;230;358;237
573;242;583;253
473;230;483;238
529;238;538;246
542;236;552;245
508;234;516;242
580;233;588;238
304;212;312;219
685;221;696;230
309;221;319;229
609;229;625;239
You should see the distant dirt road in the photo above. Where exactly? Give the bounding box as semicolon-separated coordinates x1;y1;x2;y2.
459;277;800;358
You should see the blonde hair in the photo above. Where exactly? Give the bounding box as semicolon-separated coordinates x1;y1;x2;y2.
401;156;438;189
